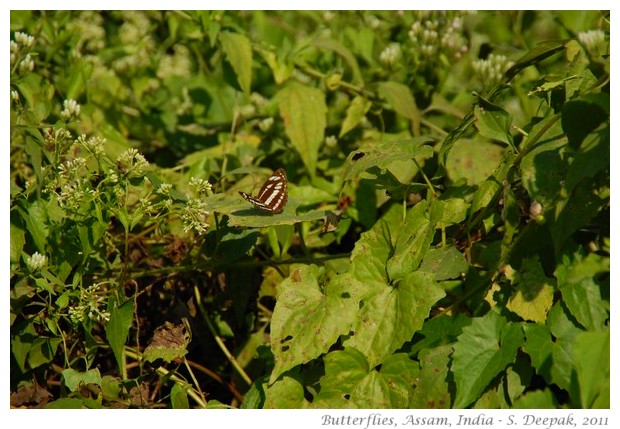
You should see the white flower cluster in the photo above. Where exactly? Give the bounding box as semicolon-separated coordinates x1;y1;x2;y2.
68;283;111;324
408;13;469;61
117;148;150;177
379;42;402;66
26;251;48;271
11;32;36;73
472;53;515;86
61;99;81;121
180;197;210;235
578;30;607;57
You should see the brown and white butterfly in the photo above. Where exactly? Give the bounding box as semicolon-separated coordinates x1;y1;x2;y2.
238;168;288;214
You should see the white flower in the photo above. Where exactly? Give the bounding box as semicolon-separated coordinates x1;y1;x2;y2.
26;252;47;271
61;99;81;120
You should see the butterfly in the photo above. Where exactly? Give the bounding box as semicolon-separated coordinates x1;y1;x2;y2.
238;168;288;214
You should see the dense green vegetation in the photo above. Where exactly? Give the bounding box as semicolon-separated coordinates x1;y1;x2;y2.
10;11;609;409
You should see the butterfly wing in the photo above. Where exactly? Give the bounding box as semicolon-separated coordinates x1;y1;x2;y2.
239;169;288;214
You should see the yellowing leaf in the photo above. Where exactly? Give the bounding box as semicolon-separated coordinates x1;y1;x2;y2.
278;83;327;177
506;258;555;323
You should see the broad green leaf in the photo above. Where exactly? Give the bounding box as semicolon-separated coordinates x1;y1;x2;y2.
312;347;369;408
314;348;418;408
435;198;469;228
17;201;48;253
219;31;252;95
347;204;401;292
452;310;524;408
548;177;607;257
506;257;555;323
377;81;420;135
378;353;420;408
344;271;444;368
105;299;134;373
469;150;517;216
445;138;504;185
203;192;328;228
519;114;567;210
523;303;582;391
170;382;190;409
27;336;62;370
562;95;609;148
278;82;327;176
263;374;308;408
241;377;266;409
269;265;357;383
61;368;102;392
386;200;436;280
555;251;609;331
408;313;471;355
513;389;559;409
340;138;433;187
339;95;372;138
474;97;514;149
419;246;469;281
573;330;609;408
10;219;25;266
565;126;609;194
409;345;452;408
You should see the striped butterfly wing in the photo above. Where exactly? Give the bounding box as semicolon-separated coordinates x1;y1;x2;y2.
238;168;288;214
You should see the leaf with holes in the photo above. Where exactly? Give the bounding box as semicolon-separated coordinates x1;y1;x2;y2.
269;265;358;383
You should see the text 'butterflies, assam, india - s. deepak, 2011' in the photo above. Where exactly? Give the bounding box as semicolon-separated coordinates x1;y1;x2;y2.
238;168;288;214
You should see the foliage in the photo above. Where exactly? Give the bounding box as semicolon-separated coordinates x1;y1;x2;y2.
10;10;609;409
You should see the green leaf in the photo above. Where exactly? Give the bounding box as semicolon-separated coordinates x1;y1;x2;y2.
513;389;558;409
314;348;419;408
523;303;582;391
278;82;327;176
445;138;504;185
555;251;609;331
61;368;102;392
505;40;567;80
386;200;436;280
409;313;470;355
312;37;364;85
474;97;514;149
409;345;452;408
45;398;85;409
562;95;609;148
435;198;469;228
263;374;309;408
519;113;567;210
548;177;607;257
565;126;609;194
170;382;190;409
344;271;444;368
573;330;609;408
377;81;420;135
17;201;48;253
219;31;253;95
105;299;134;373
269;265;357;383
420;246;469;281
340;138;433;187
339;95;372;138
452;311;524;408
506;257;555;323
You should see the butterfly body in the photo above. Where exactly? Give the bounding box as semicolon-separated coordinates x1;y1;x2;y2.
238;168;288;214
